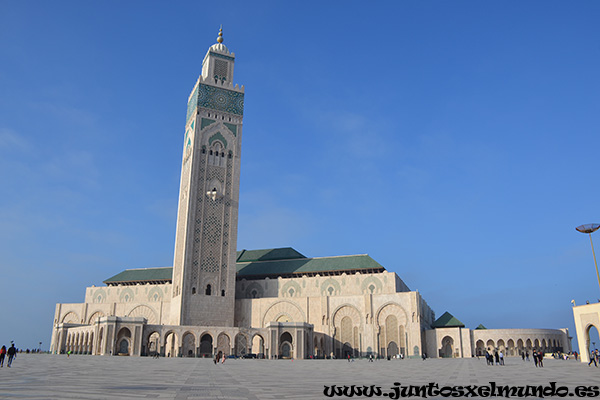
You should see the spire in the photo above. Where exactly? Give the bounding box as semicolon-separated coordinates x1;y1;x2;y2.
217;26;223;43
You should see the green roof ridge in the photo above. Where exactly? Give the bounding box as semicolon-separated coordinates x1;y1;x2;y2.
475;324;487;330
236;247;306;262
432;311;465;328
103;267;173;283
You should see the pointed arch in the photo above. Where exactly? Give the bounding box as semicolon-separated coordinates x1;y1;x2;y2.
61;311;80;324
127;305;157;324
262;300;306;327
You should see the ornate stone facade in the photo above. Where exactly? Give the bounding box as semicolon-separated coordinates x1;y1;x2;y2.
49;32;572;360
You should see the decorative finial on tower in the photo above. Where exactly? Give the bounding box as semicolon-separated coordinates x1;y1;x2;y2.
217;26;223;43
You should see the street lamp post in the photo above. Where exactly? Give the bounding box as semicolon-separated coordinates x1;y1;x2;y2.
576;224;600;293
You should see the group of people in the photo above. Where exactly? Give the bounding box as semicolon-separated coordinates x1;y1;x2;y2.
485;350;505;365
531;350;544;367
0;344;17;368
213;351;227;364
519;350;544;367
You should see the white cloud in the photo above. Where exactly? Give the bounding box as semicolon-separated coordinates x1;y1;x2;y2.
0;128;30;152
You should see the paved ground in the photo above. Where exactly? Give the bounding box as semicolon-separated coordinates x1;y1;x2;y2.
0;354;598;399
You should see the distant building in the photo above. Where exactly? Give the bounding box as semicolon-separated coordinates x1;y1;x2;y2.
50;30;571;359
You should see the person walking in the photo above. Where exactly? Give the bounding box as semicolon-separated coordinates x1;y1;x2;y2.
533;351;538;367
0;345;6;367
7;344;16;367
588;349;598;367
499;350;504;366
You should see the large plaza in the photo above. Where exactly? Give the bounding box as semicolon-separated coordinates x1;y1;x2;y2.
1;354;598;399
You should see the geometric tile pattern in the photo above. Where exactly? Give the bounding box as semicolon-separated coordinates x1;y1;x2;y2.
197;84;244;116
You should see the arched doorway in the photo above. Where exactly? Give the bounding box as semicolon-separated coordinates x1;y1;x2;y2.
182;332;196;357
475;340;485;356
440;336;454;358
147;332;160;356
164;332;178;357
251;334;264;358
216;333;230;356
97;328;104;355
497;339;506;353
586;325;600;355
387;341;399;358
279;332;293;359
234;334;247;357
116;327;131;355
507;339;515;356
199;333;213;357
342;342;353;359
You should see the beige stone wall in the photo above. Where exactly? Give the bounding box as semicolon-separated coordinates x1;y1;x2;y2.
426;327;471;358
236;271;409;299
51;283;174;353
235;271;433;358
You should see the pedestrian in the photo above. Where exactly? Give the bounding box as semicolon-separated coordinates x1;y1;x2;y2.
538;351;544;368
499;350;504;366
0;345;6;367
533;351;538;367
525;351;529;361
521;352;525;361
588;349;598;367
7;344;16;367
494;351;499;365
215;351;222;365
369;354;373;362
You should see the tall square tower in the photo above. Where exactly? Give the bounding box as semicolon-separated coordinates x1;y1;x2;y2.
170;29;244;326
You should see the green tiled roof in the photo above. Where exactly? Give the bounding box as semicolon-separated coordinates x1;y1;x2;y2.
236;248;306;262
432;311;465;328
103;267;174;284
104;248;386;284
236;253;385;278
475;324;487;330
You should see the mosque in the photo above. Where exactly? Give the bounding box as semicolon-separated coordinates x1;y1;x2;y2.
50;30;571;359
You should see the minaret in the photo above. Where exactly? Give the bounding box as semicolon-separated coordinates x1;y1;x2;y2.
170;28;244;326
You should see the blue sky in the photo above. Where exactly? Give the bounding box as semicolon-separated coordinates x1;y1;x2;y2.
1;1;599;352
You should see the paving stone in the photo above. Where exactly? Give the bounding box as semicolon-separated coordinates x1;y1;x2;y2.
0;354;598;399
